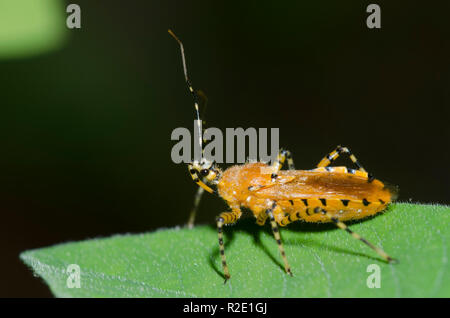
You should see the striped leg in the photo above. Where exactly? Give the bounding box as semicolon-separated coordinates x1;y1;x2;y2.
266;203;293;276
216;209;242;283
270;148;296;182
187;186;205;228
314;208;397;263
256;210;268;226
317;145;368;173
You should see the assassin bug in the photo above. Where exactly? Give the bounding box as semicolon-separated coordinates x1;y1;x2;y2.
169;30;399;282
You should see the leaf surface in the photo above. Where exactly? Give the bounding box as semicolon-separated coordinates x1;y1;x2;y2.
21;203;449;297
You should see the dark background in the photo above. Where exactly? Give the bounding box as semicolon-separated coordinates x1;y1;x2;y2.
0;0;448;297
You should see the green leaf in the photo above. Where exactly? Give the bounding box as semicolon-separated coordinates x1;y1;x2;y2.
0;0;66;59
21;203;449;297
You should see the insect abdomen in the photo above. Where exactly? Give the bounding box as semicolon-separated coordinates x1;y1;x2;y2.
278;197;390;225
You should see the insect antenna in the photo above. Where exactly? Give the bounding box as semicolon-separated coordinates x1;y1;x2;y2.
169;29;220;198
168;29;203;152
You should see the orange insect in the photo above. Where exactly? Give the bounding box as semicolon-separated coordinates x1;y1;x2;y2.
169;30;399;282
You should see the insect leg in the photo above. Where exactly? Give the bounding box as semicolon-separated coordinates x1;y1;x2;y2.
186;186;205;228
266;202;293;276
270;148;295;182
256;210;268;226
315;208;397;263
216;209;242;283
317;145;369;173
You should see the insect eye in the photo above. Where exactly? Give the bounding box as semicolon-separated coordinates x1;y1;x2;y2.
200;169;210;176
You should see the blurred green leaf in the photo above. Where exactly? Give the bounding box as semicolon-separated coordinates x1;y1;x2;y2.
0;0;66;59
21;203;449;297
